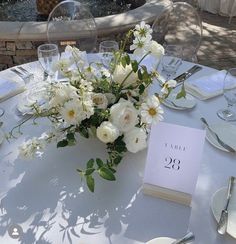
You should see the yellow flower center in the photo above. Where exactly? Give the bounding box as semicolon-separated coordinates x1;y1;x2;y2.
148;107;157;116
68;110;75;118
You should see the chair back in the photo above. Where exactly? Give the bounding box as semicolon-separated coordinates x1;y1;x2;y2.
47;0;97;53
152;2;202;62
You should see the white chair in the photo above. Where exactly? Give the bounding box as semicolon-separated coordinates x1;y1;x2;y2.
46;0;97;52
152;2;203;62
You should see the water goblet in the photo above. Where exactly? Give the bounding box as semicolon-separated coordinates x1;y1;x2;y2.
161;45;183;81
99;40;119;69
217;68;236;121
37;43;60;83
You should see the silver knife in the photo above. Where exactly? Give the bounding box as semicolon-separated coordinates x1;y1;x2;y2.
174;65;202;83
200;117;236;153
217;176;235;235
171;232;195;244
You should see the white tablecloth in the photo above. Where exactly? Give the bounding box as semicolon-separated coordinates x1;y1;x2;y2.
0;57;236;243
198;0;236;17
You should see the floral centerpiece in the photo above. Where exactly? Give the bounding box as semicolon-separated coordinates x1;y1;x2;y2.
16;22;183;192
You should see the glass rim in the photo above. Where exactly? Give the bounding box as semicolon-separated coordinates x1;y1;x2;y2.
99;40;119;47
37;43;58;52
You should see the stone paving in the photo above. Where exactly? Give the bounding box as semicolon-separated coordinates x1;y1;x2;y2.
198;10;236;70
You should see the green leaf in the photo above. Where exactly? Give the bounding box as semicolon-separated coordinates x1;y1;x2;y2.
96;158;103;168
125;54;130;65
67;133;75;141
86;175;95;192
79;126;89;138
85;168;95;176
76;168;82;173
121;57;126;68
131;60;138;72
176;84;186;99
57;140;68;148
138;69;143;80
87;159;94;169
113;155;122;165
98;167;116;181
139;84;145;95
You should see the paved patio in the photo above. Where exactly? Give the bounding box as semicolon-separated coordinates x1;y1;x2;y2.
198;10;236;70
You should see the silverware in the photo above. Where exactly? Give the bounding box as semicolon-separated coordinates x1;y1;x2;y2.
171;232;195;244
174;65;202;84
200;117;236;153
11;67;33;83
217;176;235;235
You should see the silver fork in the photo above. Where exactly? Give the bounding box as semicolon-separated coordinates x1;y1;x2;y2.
11;67;34;84
200;117;236;153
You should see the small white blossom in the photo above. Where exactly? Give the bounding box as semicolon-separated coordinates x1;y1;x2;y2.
96;121;120;143
134;21;153;39
140;95;164;124
19;137;46;159
110;98;138;132
80;79;93;92
124;127;147;153
161;79;177;95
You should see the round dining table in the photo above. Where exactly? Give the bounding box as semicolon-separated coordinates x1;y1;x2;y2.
0;55;236;244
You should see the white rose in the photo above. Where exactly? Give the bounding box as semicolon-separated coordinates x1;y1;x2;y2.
96;121;120;143
113;64;138;87
124;127;147;153
148;40;165;59
92;93;108;109
110;98;138;132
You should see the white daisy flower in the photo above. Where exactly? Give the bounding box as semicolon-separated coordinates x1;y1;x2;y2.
60;100;81;125
134;21;153;39
140;95;164;124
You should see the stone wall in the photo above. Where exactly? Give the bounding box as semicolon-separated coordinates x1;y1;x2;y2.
0;0;170;71
0;41;43;70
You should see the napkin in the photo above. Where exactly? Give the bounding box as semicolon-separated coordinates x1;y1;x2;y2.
185;70;236;100
0;78;25;102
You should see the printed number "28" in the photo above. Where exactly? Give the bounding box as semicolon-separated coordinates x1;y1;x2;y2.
164;157;180;170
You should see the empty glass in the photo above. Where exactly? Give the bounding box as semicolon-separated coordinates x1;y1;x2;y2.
99;40;119;68
217;68;236;121
161;45;182;80
37;44;60;82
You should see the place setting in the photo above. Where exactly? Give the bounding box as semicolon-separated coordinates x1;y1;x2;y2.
211;176;236;239
157;45;199;111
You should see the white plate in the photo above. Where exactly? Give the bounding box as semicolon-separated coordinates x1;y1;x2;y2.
211;186;236;238
146;237;176;244
205;123;236;152
162;93;196;110
0;129;4;144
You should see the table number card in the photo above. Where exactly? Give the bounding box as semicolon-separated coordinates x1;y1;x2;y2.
143;122;206;206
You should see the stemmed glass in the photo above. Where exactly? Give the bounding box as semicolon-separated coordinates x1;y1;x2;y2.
217;68;236;121
161;45;183;81
37;43;60;83
99;40;119;69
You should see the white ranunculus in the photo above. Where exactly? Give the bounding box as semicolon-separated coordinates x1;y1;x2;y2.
96;121;120;143
92;93;108;109
110;98;138;132
148;40;165;59
113;64;138;88
124;127;147;153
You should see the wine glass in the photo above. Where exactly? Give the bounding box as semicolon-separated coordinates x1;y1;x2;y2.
217;68;236;121
37;44;60;82
161;45;183;81
99;40;119;68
